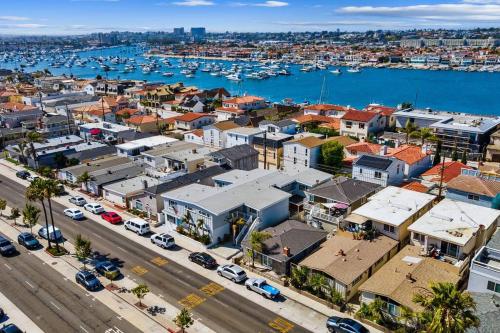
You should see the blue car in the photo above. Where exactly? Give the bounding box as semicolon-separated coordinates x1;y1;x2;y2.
0;236;16;256
326;316;369;333
75;270;101;291
0;324;22;333
17;232;40;249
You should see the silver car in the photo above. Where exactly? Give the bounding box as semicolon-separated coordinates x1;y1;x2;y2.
216;264;247;283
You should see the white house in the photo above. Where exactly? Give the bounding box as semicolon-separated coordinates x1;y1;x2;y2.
352;154;405;187
226;127;264;148
282;136;327;171
116;135;178;158
83;83;97;96
222;95;266;111
303;104;353;118
202;121;240;148
340;110;385;139
184;129;204;145
387;144;432;178
259;119;296;135
102;175;161;208
469;231;500;294
174;113;216;131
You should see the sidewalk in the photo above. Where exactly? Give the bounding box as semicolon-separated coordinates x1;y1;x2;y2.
0;291;44;333
0;159;382;333
0;206;214;333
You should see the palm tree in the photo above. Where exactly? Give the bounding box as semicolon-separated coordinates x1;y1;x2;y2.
410;127;437;146
307;273;327;297
25;131;43;169
401;120;418;143
290;266;309;289
195;219;205;237
41;179;62;252
77;171;91;192
182;211;193;235
413;282;479;333
248;230;271;267
26;179;51;248
13;141;28;164
22;203;40;235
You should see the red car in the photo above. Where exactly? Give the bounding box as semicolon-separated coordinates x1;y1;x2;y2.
101;212;122;224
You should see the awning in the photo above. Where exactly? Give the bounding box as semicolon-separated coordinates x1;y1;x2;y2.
321;202;336;209
343;213;369;225
89;128;101;135
334;203;349;209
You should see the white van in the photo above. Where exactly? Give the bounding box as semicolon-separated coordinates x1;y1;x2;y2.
124;218;150;235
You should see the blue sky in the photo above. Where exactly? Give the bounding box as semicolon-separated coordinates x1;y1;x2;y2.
0;0;499;35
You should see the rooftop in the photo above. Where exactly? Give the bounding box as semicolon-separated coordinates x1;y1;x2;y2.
352;186;435;227
175;112;214;122
387;145;429;165
306;177;381;204
447;175;500;197
409;199;499;246
354;154;395;171
342;110;378;122
421;161;472;183
103;175;161;195
116;135;178;151
79;122;132;133
226;127;264;136
61;156;130;177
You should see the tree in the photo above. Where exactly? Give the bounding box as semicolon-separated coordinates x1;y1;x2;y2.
182;211;193;235
174;308;194;333
26;179;52;249
451;147;459;161
25;131;43;169
248;230;271;267
413;282;479;333
13;141;28;164
401;120;418;143
320;141;345;170
410;127;437;146
54;152;68;169
131;283;150;307
77;171;91;192
10;207;20;225
433;140;442;166
307;273;327;297
42;179;62;251
0;198;6;217
326;285;344;307
461;150;468;165
96;74;102;80
22;203;40;235
75;234;92;269
196;218;205;237
290;266;309;289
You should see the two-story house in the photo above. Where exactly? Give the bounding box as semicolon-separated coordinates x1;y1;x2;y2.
387;144;432;178
352;154;405;187
253;132;294;170
468;231;500;295
303;104;353;118
225;127;264;148
215;95;266;121
202;121;240;148
174;113;216;131
259;119;297;135
340;110;385;139
446;175;500;209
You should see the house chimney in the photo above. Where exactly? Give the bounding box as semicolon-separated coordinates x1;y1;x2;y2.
283;246;290;257
379;145;388;156
142;179;148;189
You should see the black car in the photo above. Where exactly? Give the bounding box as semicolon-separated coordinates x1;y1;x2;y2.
0;236;16;256
75;270;101;291
15;170;30;179
188;252;217;269
17;232;40;250
326;316;369;333
0;324;22;333
0;307;4;320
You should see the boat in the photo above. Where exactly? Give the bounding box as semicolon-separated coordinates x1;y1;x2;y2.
226;73;242;81
347;67;361;73
330;69;342;75
162;72;174;77
185;74;195;78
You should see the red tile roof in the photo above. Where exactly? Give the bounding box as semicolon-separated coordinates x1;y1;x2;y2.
305;104;354;112
421;161;472;183
447;175;500;197
175;112;214;122
293;114;337;124
224;96;264;104
342;110;378;122
387;145;429;165
0;102;38;112
402;181;429;193
115;108;140;116
364;105;397;116
346;142;383;155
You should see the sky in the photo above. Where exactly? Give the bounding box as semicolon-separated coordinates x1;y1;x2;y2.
0;0;499;35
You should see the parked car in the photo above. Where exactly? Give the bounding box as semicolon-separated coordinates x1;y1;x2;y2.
84;203;105;215
0;324;22;333
124;218;150;235
188;252;217;269
64;208;85;220
245;278;280;299
38;226;63;242
15;170;30;179
17;232;40;249
101;211;122;224
326;317;369;333
150;233;175;249
95;261;120;280
0;236;16;256
69;196;87;206
75;270;101;291
26;175;39;182
0;307;4;319
217;264;247;283
55;184;67;196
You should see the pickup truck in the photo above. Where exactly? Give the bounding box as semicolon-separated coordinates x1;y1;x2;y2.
245;278;280;299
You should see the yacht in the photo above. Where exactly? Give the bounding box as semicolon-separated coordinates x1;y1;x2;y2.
330;69;342;75
162;72;174;77
347;67;361;73
226;73;242;81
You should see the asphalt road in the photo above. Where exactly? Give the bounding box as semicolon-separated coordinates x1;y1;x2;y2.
0;174;312;333
0;242;141;333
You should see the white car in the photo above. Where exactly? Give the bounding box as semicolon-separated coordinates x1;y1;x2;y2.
84;203;105;214
69;196;87;206
150;233;175;249
217;264;247;283
64;208;85;220
26;175;40;182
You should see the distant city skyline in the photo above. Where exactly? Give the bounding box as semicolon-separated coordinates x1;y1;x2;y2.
1;0;500;35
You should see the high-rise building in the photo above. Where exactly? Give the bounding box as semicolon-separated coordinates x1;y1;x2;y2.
173;27;184;35
190;27;206;41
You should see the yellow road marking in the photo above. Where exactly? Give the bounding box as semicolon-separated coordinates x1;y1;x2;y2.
130;265;148;276
178;293;206;309
200;282;224;296
150;257;168;266
269;317;294;333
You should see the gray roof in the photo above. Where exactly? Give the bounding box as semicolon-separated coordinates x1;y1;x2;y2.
90;163;145;186
355;154;394;171
259;119;296;128
486;229;500;250
306;177;381;204
242;220;327;262
65;145;117;162
209;144;258;162
103;175;161;195
61;156;130;178
468;293;500;333
141;141;198;157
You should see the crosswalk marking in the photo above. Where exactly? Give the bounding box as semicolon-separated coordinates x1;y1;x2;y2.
150;256;168;266
178;293;206;309
269;317;294;333
200;282;224;296
130;265;148;276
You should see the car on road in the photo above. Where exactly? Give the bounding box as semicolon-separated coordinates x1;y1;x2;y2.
245;278;280;299
75;270;101;291
0;236;16;256
217;264;247;283
150;233;175;249
95;261;120;280
69;196;87;206
26;175;39;182
38;226;63;242
101;211;122;224
0;324;22;333
326;317;369;333
124;218;150;235
64;208;85;220
15;170;30;179
84;203;105;214
188;252;217;269
17;232;40;249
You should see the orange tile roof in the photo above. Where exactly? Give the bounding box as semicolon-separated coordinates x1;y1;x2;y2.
346;142;383;155
318;119;341;130
305;104;354;112
293;114;336;124
447;175;500;197
387;145;429;165
125;115;158;125
421;161;472;183
402;181;429;193
342;110;378;122
187;129;203;137
364;105;397;116
224;95;264;104
215;107;245;114
175;112;214;122
116;108;140;116
0;102;38;112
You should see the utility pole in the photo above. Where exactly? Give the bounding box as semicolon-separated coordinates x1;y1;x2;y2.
437;154;446;199
65;104;72;135
263;131;267;170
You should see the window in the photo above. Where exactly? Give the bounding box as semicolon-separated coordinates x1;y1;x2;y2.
383;224;395;233
346;121;352;129
359;168;363;174
396;166;400;174
374;171;382;179
441;241;459;258
487;281;500;293
413;232;425;243
305;149;308;156
467;193;480;201
294;146;297;154
359;123;365;129
293;157;296;164
305;160;308;167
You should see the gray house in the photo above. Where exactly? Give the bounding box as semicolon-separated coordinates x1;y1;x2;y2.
208;144;258;171
85;163;145;196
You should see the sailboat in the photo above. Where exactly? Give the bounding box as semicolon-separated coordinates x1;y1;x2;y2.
330;68;342;75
